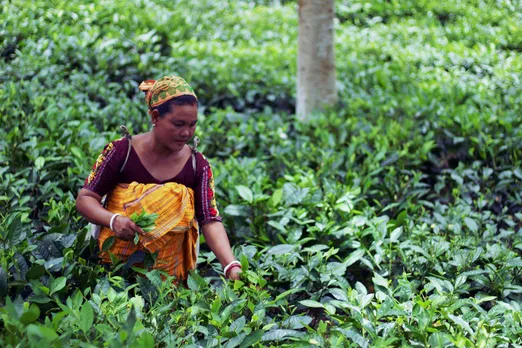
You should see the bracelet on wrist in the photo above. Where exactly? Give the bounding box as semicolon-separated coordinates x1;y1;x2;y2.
223;261;241;278
109;213;121;231
225;264;242;278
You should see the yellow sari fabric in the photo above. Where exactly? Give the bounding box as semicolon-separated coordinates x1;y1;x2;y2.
98;182;199;280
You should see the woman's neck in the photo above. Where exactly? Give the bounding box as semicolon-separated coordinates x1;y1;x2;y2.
145;131;184;160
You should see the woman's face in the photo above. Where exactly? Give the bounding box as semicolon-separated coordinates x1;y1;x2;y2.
153;104;198;152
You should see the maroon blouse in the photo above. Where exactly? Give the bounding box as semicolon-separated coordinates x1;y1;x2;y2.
83;137;222;226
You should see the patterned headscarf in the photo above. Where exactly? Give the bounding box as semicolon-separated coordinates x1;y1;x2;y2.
138;75;197;109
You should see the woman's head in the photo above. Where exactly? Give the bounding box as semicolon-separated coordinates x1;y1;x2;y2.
152;95;198;117
139;75;198;116
139;75;199;152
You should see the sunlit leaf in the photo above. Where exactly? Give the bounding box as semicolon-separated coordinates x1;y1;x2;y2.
262;329;303;342
236;185;253;203
464;217;478;233
299;300;324;308
49;277;66;295
448;314;474;335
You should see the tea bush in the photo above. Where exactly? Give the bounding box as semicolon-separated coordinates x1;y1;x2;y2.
1;0;521;346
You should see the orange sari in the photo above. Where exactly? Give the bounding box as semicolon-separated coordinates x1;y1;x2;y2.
98;182;199;280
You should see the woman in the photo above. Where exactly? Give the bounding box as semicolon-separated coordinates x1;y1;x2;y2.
76;75;241;281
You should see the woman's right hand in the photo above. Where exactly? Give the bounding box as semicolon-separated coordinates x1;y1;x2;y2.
112;215;144;241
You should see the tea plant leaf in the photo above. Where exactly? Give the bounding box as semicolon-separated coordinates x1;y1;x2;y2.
30;296;51;304
225;333;247;348
389;227;403;242
20;304;41;325
101;236;115;253
355;282;367;296
130;210;158;232
329;288;348;302
299;300;324;308
475;296;496;304
273;287;303;303
283;183;309;206
224;204;249;217
464;218;478;233
447;299;473;313
0;267;7;298
44;257;64;272
451;172;464;186
427;277;447;293
454;275;467;289
448;314;474;335
229;316;246;333
372;273;389;289
35;157;45;170
267;244;295;255
13;253;28;280
270;188;283;207
5;297;20;320
71;146;85;159
335;328;368;348
461;270;489;277
146;270;163;289
428;332;451;347
187;271;208;291
281;315;313;329
25;265;46;280
344;249;365;267
49;277;66;295
324;303;337;314
137;332;155;347
268;220;286;233
144;251;158;269
79;301;94;334
34;239;60;261
60;234;77;249
26;324;59;342
335;193;354;213
507;257;522;267
8;216;26;247
236;185;253;203
124;306;137;336
187;273;201;291
262;329;303;342
239;330;264;348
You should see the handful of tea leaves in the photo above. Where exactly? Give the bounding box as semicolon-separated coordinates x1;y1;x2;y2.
130;209;159;244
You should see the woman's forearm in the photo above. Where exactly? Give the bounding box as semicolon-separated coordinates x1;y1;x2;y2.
75;189;114;227
201;221;236;267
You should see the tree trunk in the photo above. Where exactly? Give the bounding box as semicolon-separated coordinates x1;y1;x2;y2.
297;0;337;121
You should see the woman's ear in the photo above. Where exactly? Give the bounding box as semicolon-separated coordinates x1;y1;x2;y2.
150;109;160;126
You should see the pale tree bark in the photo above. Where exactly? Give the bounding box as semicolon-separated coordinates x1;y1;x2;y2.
297;0;337;121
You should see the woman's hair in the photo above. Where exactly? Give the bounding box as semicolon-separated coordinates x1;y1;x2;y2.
153;95;198;117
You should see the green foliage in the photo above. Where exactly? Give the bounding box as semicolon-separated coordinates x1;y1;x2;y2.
130;210;159;236
1;0;522;346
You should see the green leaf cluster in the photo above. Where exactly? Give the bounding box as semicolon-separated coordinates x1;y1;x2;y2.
130;209;158;244
130;210;158;233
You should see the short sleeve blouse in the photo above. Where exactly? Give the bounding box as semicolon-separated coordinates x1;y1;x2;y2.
83;137;221;226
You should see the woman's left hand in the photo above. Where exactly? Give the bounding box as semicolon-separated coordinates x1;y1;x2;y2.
227;267;242;281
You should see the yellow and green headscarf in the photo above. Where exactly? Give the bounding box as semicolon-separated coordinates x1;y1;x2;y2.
139;75;197;109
